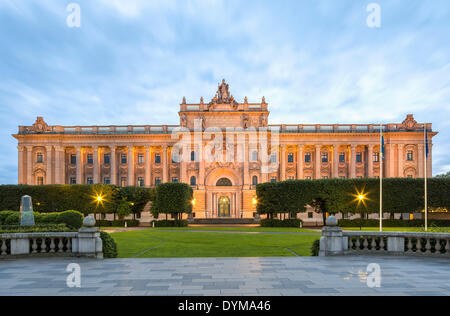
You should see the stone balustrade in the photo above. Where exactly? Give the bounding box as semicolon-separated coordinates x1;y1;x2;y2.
319;216;450;257
0;227;103;259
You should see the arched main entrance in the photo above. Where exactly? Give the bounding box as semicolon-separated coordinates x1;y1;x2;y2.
218;196;230;217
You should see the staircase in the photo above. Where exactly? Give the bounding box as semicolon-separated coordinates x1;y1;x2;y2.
191;218;260;225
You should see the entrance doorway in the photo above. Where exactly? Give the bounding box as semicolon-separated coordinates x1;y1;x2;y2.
218;196;230;217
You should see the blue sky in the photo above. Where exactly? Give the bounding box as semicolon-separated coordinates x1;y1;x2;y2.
0;0;449;184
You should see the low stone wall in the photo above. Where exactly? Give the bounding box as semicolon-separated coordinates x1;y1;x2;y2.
319;216;450;257
0;227;103;259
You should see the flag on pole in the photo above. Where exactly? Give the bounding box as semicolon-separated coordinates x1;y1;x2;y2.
379;125;383;232
424;126;428;231
425;128;429;158
381;134;385;159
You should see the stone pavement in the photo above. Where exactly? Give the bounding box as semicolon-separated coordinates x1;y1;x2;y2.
0;256;448;296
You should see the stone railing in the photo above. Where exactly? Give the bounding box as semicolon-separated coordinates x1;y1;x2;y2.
0;227;103;259
319;216;450;257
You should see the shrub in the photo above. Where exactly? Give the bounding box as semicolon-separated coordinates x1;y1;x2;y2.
41;213;60;224
58;210;83;229
0;211;16;225
4;213;20;225
311;239;320;256
0;224;71;233
96;220;140;227
260;219;302;227
151;183;193;220
117;200;132;220
152;220;188;227
100;231;118;258
337;219;450;228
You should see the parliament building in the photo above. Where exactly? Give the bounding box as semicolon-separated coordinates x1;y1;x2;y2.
13;80;436;221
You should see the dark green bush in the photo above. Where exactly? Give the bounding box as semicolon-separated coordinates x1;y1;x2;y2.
338;219;450;228
0;224;72;233
4;213;20;225
40;213;60;224
100;231;118;258
152;220;188;227
57;210;83;229
311;239;320;256
96;220;140;227
0;211;16;225
260;219;302;227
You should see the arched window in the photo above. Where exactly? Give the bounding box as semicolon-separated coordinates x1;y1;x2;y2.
191;151;196;162
190;176;197;186
252;176;258;186
216;178;232;186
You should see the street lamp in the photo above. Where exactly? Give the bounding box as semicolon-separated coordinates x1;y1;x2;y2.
352;188;369;231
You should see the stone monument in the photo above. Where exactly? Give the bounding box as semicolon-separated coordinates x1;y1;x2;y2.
20;195;35;226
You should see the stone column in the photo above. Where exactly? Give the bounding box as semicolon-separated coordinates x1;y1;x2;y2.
93;146;99;184
17;146;24;184
368;144;374;178
315;145;321;179
280;144;286;181
162;145;168;183
333;144;339;178
417;144;424;178
128;146;135;186
45;146;53;184
145;146;151;187
397;144;404;178
111;146;117;185
27;146;33;185
243;139;249;185
297;144;303;179
387;143;395;178
76;146;82;184
54;146;63;184
350;144;356;179
199;144;205;187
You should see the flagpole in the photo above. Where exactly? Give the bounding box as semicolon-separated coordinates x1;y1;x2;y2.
380;124;383;232
424;125;428;232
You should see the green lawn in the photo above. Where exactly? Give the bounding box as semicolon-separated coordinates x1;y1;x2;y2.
342;227;450;233
111;230;320;258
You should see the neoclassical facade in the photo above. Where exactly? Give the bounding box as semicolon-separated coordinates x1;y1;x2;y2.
13;80;436;219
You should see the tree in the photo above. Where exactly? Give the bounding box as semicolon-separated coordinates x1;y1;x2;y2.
117;199;132;220
151;183;193;221
435;171;450;178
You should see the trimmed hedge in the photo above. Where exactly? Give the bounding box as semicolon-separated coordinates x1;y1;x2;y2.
96;220;140;227
0;210;83;229
100;231;118;258
0;224;72;233
260;219;303;227
257;178;450;216
152;220;188;227
151;183;193;220
338;219;450;228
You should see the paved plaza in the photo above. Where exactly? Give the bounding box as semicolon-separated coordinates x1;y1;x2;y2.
0;256;449;296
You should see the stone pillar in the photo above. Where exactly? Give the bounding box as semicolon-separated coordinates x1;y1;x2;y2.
162;145;168;183
111;146;117;185
297;144;303;179
387;143;396;178
387;237;405;253
280;144;286;181
368;144;374;178
26;146;33;185
93;146;99;184
17;146;24;184
76;146;82;185
128;146;135;186
319;216;348;257
333;144;339;178
199;144;205;187
315;145;321;179
350;144;356;179
243;139;249;185
76;225;103;259
54;146;63;184
397;144;404;178
418;144;424;178
45;146;53;185
145;146;151;187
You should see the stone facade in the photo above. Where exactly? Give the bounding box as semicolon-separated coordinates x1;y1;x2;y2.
13;80;437;220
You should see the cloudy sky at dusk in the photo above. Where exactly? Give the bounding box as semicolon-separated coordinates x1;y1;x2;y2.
0;0;449;184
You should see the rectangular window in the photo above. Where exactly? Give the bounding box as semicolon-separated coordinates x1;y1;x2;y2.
356;152;362;163
104;153;111;164
87;154;93;164
155;177;161;186
87;177;93;185
305;153;311;163
373;152;380;162
155;153;161;164
37;153;43;163
172;177;179;183
321;152;328;163
70;177;76;185
287;153;294;163
305;176;312;180
71;154;77;165
270;153;277;163
407;151;413;161
104;177;110;185
172;153;179;163
138;154;144;164
37;177;44;185
340;176;346;179
138;177;145;187
121;177;127;187
121;154;127;164
270;177;277;183
308;212;313;219
339;153;345;163
322;176;329;179
407;175;413;179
